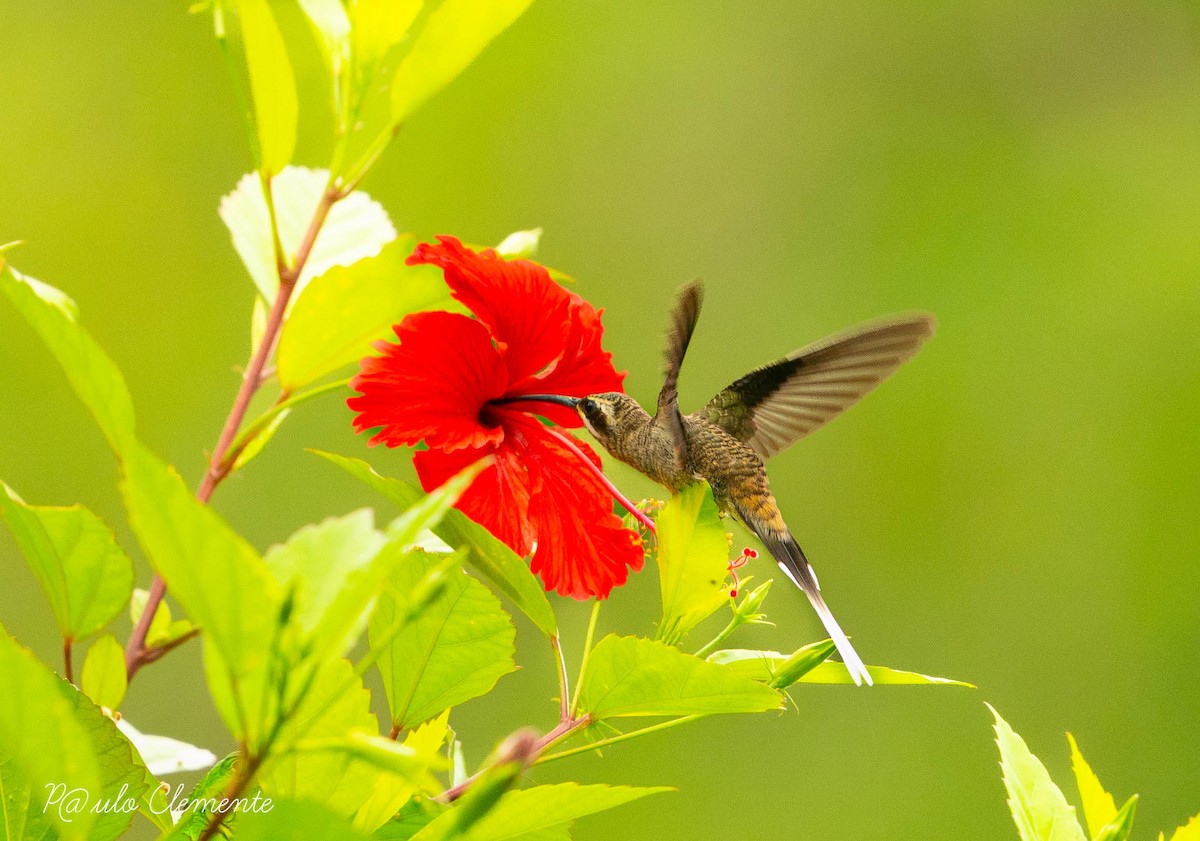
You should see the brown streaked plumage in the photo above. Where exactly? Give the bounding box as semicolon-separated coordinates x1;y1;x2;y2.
568;282;936;686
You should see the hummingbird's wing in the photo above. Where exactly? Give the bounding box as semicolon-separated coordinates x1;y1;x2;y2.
700;313;935;460
655;281;704;470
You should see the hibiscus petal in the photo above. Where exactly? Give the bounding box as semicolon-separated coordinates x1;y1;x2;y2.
348;311;507;451
408;236;568;385
415;442;534;557
508;417;644;599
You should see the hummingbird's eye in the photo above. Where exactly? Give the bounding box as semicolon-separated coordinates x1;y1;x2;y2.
580;398;597;414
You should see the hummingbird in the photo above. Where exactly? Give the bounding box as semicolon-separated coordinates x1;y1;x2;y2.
510;283;934;685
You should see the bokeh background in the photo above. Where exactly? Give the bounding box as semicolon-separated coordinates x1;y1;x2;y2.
2;2;1199;838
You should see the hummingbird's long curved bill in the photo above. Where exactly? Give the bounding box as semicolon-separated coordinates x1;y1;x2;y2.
492;394;581;408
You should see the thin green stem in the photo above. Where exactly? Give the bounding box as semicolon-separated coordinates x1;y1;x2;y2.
214;1;261;169
693;613;744;660
570;600;601;717
551;636;570;722
536;715;705;765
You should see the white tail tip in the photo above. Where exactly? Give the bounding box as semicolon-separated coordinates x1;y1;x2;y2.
810;596;873;687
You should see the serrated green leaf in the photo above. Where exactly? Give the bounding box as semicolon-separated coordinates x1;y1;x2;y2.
219;167;395;300
577;635;783;719
80;634;127;710
277;235;455;391
265;509;387;654
1094;795;1137;841
989;704;1087;841
373;800;446;840
414;782;670;841
372;552;516;731
354;712;448;834
313;451;558;637
390;0;533;125
0;482;134;643
236;798;373;841
0;265;136;454
119;441;281;747
258;658;381;817
654;482;731;645
1067;733;1117;838
0;627;100;840
238;0;297;173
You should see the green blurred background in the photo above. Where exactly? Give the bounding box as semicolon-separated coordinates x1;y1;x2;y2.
2;2;1199;838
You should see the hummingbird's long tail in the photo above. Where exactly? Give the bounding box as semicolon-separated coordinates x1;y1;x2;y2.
759;532;873;687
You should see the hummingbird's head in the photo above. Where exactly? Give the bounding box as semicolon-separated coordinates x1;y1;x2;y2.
577;393;646;448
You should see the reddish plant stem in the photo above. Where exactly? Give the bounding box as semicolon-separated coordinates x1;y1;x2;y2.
62;638;74;684
124;186;341;680
438;715;591;803
544;427;656;534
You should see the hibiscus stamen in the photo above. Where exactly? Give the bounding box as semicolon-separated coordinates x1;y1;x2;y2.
728;547;757;597
544;427;657;534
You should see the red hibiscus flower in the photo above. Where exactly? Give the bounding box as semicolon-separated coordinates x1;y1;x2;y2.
347;236;644;599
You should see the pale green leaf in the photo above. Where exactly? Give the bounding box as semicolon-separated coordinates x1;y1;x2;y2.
353;712;449;834
0;626;100;841
298;0;351;76
372;552;516;730
390;0;534;125
416;782;670;841
313;451;558;637
265;508;387;652
577;635;783;719
236;798;373;841
219;167;395;300
989;704;1087;841
707;641;834;688
119;442;281;745
80;634;127;710
1169;816;1200;841
654;482;731;645
0;265;136;454
232;407;289;470
1067;733;1117;838
258;658;381;817
0;753;56;841
351;0;422;79
1094;795;1137;841
494;228;542;259
277;234;455;391
238;0;297;172
0;482;134;642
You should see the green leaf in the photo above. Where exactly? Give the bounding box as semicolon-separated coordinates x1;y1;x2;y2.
80;634;127;710
0;753;56;841
0;265;136;454
277;235;455;391
414;782;670;841
707;641;835;688
0;626;100;841
372;552;516;731
1094;795;1138;841
265;508;387;654
238;0;297;173
232;406;290;471
989;704;1087;841
0;481;134;643
1067;733;1117;838
354;712;448;834
119;441;282;746
219;167;395;301
1169;816;1200;841
351;0;422;84
390;0;534;125
258;658;382;817
654;482;731;645
298;0;351;79
162;753;237;840
236;798;373;841
576;635;783;719
313;451;558;637
57;678;161;841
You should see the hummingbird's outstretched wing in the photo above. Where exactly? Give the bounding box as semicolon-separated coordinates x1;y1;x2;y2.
700;313;935;460
655;281;704;470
